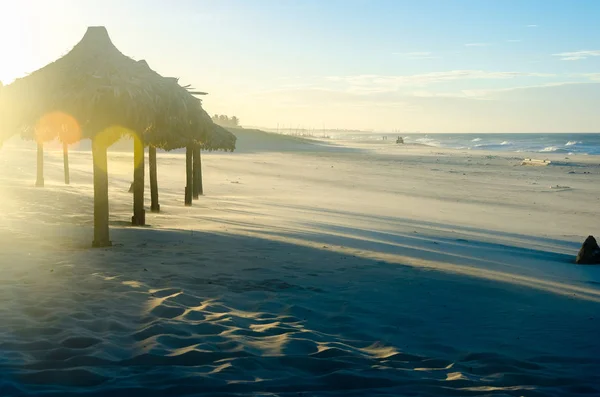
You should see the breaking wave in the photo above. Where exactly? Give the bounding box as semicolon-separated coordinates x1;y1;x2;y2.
540;146;570;153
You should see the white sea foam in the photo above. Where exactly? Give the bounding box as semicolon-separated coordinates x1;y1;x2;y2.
540;146;570;153
540;146;559;152
415;137;441;147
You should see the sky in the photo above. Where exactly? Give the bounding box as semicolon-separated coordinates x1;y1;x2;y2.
0;0;599;133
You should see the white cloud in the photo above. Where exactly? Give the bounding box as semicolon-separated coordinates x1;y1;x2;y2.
411;91;474;99
465;43;489;47
583;73;600;81
325;70;556;92
406;82;584;101
553;50;600;61
392;51;437;60
459;82;587;98
527;24;538;28
240;82;600;132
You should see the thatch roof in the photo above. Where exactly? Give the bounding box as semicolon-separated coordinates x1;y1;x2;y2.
142;71;208;151
146;103;236;152
137;59;236;152
204;124;236;152
199;111;237;152
0;26;205;146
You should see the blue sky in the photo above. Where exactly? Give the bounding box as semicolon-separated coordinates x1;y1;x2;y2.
1;0;599;132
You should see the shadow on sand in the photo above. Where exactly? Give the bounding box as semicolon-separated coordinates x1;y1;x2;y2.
1;174;600;395
0;225;599;396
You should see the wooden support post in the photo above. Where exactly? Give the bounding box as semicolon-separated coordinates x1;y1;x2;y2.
197;149;204;197
185;145;193;206
36;142;44;187
192;144;203;199
149;145;160;213
92;139;111;247
63;142;70;185
132;135;146;226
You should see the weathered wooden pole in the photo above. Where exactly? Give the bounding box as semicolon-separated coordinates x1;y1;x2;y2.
36;142;44;187
185;145;193;206
192;144;203;198
92;138;111;247
149;145;160;213
132;135;146;226
63;142;70;185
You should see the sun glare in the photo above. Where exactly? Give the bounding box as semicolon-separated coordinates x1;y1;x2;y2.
0;1;72;84
35;112;81;144
0;3;30;84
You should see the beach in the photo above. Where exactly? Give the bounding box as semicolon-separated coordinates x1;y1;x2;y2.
1;131;599;396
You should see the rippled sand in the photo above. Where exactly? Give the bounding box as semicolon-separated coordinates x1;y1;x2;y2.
0;136;599;396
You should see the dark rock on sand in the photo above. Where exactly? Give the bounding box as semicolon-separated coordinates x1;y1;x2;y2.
576;236;600;265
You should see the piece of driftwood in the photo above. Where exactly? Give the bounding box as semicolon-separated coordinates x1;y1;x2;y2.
521;158;551;166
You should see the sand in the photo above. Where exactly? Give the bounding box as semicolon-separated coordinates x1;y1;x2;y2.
0;132;599;396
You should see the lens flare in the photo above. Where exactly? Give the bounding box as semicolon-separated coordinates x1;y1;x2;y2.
35;112;81;144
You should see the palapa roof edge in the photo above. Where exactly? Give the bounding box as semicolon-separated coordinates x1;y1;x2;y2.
202;124;237;152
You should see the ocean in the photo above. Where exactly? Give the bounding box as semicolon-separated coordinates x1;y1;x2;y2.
324;132;600;156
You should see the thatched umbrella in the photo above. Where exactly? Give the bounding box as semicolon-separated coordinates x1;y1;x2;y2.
137;68;236;211
135;64;236;209
0;26;205;247
135;65;208;212
125;65;210;224
109;60;236;212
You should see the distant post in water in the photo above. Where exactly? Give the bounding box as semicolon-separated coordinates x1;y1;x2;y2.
185;145;193;206
36;142;44;187
149;145;160;212
132;134;146;226
63;142;70;185
92;138;111;248
192;144;203;198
